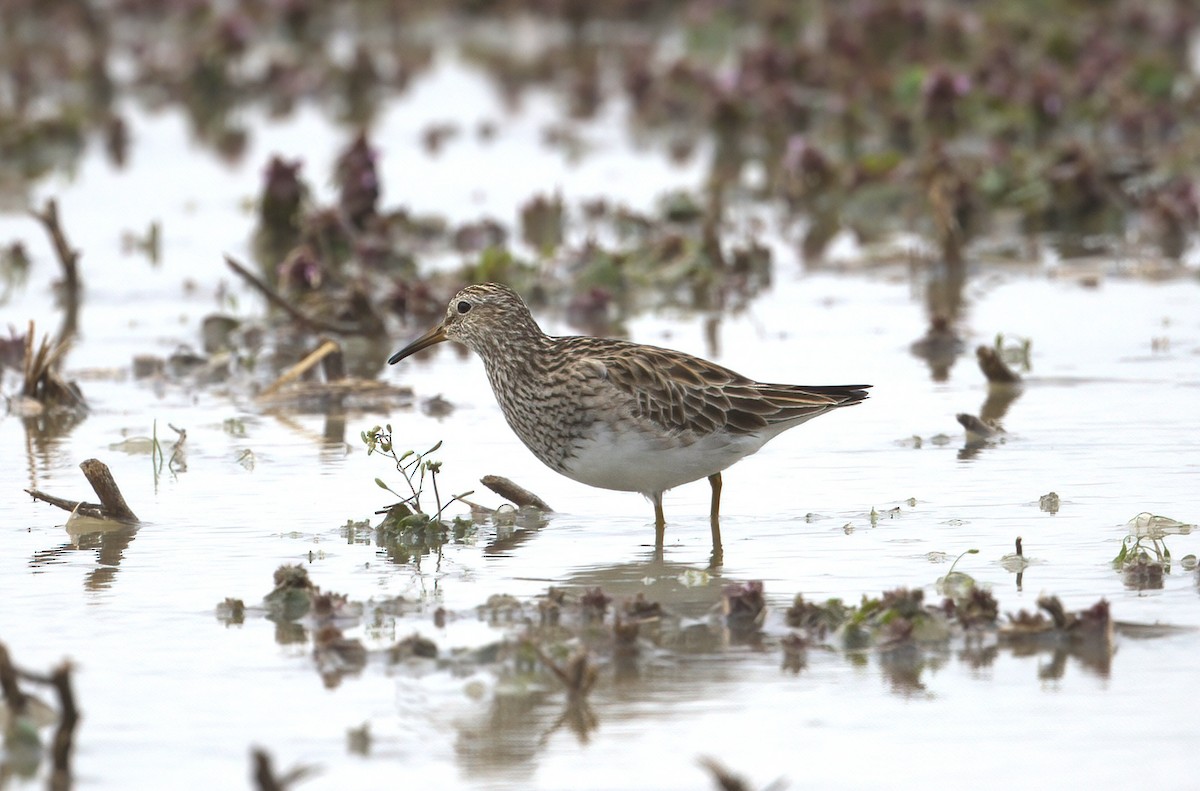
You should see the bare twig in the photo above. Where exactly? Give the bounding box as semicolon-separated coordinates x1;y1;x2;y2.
257;339;341;400
250;747;316;790
30;199;79;294
223;254;363;335
29;199;81;340
252;748;284;791
23;489;95;515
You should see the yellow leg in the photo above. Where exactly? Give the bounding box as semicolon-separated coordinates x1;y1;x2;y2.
653;492;666;547
708;473;723;557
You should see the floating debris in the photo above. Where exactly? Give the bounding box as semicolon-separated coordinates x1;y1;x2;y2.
1126;512;1194;537
579;588;612;623
313;625;367;688
999;596;1113;654
957;412;1002;442
944;586;1000;631
976;345;1022;384
785;594;848;640
216;598;246;625
480;475;553;512
263;564;317;621
722;581;766;638
420;394;455;418
386;638;439;662
999;537;1031;573
1122;557;1164;591
622;593;663;621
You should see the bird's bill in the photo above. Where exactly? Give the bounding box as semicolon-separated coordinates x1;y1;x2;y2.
387;323;448;364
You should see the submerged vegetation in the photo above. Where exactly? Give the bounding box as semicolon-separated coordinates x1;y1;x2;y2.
1113;512;1196;590
212;559;1135;783
359;426;479;563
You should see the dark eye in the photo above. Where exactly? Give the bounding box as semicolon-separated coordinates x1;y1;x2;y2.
457;300;471;314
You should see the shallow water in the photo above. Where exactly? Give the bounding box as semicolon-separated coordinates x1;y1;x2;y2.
2;57;1200;791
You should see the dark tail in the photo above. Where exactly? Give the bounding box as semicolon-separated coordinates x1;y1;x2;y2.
799;384;871;407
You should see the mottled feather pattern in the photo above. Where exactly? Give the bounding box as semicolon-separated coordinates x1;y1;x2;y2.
578;339;867;438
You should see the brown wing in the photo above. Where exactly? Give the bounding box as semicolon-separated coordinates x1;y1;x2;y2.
564;338;870;436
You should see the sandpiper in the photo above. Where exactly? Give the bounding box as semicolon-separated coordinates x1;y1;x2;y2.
388;283;869;555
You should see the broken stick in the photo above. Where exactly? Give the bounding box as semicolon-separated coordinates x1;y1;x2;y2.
25;458;139;523
480;475;553;512
257;339;341;400
223;254;365;335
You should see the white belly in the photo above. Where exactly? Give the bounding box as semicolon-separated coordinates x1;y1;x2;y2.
559;423;768;495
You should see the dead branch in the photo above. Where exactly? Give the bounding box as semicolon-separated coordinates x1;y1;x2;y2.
25;458;139;523
480;475;553;512
252;749;283;791
30;199;79;294
29;199;81;340
257;339;341;400
223;254;364;335
80;458;138;521
250;747;316;790
697;757;751;791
